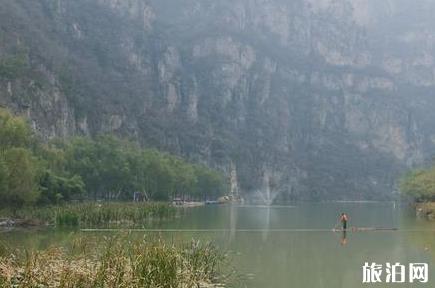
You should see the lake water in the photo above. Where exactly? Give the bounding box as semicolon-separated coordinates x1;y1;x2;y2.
2;202;435;287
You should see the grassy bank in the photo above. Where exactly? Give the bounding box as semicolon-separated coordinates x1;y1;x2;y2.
0;236;235;287
0;202;177;228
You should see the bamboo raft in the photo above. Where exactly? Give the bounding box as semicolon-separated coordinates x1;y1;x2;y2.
81;227;403;233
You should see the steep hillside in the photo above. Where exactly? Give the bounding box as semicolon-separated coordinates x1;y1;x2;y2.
1;0;435;200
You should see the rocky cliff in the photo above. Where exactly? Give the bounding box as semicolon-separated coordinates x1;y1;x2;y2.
1;0;435;200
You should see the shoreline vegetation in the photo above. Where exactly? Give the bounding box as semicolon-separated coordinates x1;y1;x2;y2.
0;108;239;286
0;202;177;228
400;166;435;219
0;107;228;210
414;202;435;219
0;235;235;287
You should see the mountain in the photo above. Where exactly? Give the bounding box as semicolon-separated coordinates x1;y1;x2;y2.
1;0;435;200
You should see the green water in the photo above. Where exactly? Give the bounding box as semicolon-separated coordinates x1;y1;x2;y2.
2;202;435;287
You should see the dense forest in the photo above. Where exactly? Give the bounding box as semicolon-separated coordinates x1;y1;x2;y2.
0;108;227;207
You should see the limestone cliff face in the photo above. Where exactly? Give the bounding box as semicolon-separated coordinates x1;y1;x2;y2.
0;64;77;139
1;0;435;200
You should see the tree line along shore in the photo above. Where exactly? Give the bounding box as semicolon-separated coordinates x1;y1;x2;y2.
0;108;228;210
0;108;239;287
400;165;435;218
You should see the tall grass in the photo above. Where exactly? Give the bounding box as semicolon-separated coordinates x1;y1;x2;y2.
0;236;234;287
0;202;177;228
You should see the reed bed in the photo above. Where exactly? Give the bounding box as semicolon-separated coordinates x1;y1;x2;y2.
0;236;234;287
1;202;177;228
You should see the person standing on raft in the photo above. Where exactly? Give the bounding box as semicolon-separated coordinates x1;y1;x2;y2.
339;213;349;231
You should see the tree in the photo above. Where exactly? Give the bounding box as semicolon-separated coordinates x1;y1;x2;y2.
0;109;38;207
2;148;39;206
168;157;196;200
0;108;228;205
38;171;85;204
0;108;31;151
61;134;227;202
145;152;176;201
37;144;67;174
194;165;227;200
64;137;100;199
93;135;132;199
400;168;435;202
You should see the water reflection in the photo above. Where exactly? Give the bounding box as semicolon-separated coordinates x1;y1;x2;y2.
262;205;271;242
340;230;348;246
229;204;238;243
2;202;435;288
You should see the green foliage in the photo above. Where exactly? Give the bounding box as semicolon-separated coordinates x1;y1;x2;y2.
140;151;176;201
55;210;79;226
2;202;176;228
36;144;67;174
64;135;227;201
64;136;137;200
1;148;39;206
38;171;85;204
0;108;31;150
0;109;38;207
400;167;435;201
0;107;227;206
194;165;227;200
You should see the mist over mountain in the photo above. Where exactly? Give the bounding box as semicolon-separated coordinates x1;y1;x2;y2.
1;0;435;200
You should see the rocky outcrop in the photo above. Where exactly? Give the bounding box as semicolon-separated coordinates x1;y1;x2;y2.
1;0;435;200
0;66;76;140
